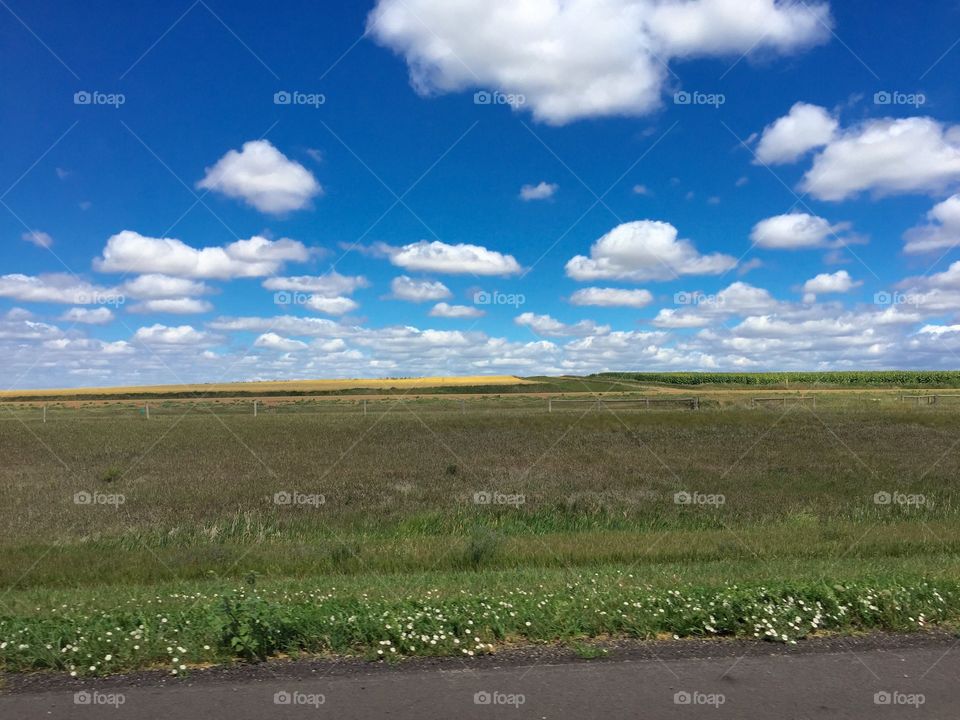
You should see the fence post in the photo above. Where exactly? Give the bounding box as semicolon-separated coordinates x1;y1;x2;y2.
43;405;46;423
460;399;465;414
145;403;150;420
548;398;552;413
254;400;258;417
363;399;367;416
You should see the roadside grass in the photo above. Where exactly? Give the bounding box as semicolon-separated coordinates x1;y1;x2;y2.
2;562;960;675
2;402;960;675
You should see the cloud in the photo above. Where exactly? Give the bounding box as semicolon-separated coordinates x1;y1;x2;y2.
569;287;653;308
566;220;736;281
254;332;309;352
209;315;347;337
369;0;829;124
515;312;609;338
121;274;211;299
903;194;960;254
919;324;960;336
754;102;837;164
429;302;485;318
263;272;368;295
800;117;960;200
520;181;558;201
133;324;209;346
385;241;521;276
196;140;321;214
653;281;780;327
128;298;214;314
632;184;651;196
22;230;53;248
750;212;849;250
0;313;63;340
389;275;452;302
0;273;120;305
801;270;861;302
304;296;358;315
60;307;114;324
96;231;309;279
738;258;764;275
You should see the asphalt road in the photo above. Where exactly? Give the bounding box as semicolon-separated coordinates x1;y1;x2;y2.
3;641;959;719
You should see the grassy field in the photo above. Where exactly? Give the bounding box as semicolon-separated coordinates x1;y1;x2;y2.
0;374;534;400
2;379;960;675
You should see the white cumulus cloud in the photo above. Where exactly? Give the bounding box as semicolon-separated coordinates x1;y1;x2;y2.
800;117;960;200
520;181;558;201
903;194;960;254
96;231;309;279
304;296;358;315
254;332;309;352
569;287;653;308
22;230;53;248
750;212;848;249
429;302;485;318
515;312;609;338
263;272;368;296
386;241;521;276
802;270;861;302
566;220;736;281
755;102;837;164
60;307;114;324
389;275;452;302
133;324;209;346
128;298;214;314
197;140;321;214
368;0;829;124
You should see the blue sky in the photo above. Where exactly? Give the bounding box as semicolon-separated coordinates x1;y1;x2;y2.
4;0;960;388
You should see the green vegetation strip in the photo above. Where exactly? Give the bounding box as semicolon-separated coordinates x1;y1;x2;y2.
2;569;958;676
592;371;960;387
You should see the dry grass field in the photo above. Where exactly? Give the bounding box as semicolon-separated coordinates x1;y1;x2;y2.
3;376;960;676
0;374;535;399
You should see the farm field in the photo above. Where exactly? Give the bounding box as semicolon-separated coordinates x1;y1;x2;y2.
3;376;960;676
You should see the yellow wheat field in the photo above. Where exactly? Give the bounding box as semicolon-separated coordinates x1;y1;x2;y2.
0;375;535;399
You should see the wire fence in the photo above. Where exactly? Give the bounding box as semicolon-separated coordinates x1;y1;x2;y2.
3;391;960;421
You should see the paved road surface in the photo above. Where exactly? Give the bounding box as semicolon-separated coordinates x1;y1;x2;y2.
3;643;958;719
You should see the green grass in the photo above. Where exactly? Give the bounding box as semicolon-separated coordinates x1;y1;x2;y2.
593;370;960;387
3;565;959;675
2;399;960;674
